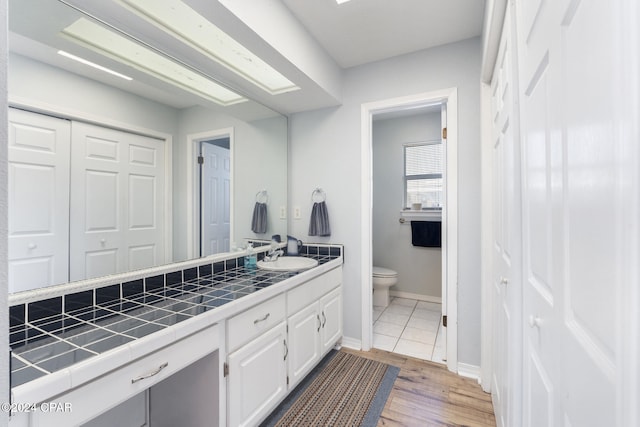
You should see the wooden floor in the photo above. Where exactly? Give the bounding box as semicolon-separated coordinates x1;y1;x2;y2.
342;348;496;427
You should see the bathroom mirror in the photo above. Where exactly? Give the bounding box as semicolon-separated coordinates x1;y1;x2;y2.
7;0;288;293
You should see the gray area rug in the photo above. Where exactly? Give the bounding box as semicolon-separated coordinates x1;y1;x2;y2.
261;350;399;427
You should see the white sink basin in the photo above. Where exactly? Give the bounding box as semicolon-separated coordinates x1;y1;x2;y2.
257;256;318;271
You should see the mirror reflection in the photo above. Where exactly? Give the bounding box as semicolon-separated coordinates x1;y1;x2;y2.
7;0;288;294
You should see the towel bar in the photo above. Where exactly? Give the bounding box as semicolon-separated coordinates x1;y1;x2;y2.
255;189;269;204
311;188;326;202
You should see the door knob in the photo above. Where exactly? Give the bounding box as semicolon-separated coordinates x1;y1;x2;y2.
100;239;106;246
528;315;541;328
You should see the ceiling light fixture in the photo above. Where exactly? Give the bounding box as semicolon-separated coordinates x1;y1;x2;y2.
116;0;299;95
61;18;246;106
57;50;133;81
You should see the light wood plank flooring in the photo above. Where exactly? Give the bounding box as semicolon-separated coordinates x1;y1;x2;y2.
342;348;496;427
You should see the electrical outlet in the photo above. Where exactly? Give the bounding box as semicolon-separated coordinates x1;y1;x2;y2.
294;207;301;219
280;206;286;219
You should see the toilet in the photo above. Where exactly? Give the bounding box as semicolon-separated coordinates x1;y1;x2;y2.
372;266;398;307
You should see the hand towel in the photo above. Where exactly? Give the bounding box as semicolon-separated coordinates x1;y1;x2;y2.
410;220;441;247
251;202;267;234
308;201;331;236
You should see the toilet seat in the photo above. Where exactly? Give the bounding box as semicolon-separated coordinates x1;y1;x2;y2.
372;266;397;278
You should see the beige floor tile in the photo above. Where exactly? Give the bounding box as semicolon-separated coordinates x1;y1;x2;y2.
373;320;405;337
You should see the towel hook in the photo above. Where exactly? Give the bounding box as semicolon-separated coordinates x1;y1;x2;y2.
255;189;269;204
311;188;326;203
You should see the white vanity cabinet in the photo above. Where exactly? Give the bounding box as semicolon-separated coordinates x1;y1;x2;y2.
226;322;288;427
20;323;222;427
226;294;288;427
225;266;343;427
287;303;322;387
318;287;342;354
286;267;342;389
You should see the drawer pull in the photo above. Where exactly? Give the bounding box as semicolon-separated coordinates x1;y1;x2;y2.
254;313;270;325
131;362;168;384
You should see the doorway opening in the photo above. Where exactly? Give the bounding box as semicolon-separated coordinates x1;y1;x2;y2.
361;88;459;372
187;127;234;259
198;138;231;257
371;104;446;364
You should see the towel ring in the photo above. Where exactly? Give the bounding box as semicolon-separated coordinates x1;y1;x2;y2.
256;190;269;204
311;188;326;203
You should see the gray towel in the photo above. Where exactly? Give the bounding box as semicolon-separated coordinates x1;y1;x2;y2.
308;201;331;236
251;202;267;233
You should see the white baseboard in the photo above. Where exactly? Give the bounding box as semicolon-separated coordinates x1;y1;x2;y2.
389;290;442;304
457;362;482;384
340;336;361;350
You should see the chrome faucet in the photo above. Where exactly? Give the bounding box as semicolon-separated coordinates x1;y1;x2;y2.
263;247;284;262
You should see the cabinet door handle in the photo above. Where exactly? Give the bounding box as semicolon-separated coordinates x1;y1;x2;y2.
254;313;270;325
283;340;288;361
500;277;508;285
317;314;321;332
322;311;326;328
131;362;168;384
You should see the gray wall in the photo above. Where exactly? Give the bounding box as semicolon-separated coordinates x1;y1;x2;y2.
372;112;442;299
8;54;180;136
289;37;482;366
174;107;288;261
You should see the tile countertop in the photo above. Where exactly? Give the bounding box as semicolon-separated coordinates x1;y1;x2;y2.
9;248;343;406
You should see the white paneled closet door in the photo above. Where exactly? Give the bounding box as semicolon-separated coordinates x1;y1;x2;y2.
70;122;165;281
7;109;70;292
490;4;523;427
516;0;638;425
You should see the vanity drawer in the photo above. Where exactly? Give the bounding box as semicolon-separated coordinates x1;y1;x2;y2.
287;267;342;315
31;323;221;427
227;294;286;352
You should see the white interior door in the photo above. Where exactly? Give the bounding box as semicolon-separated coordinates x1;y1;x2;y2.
7;108;70;292
200;141;230;256
70;122;165;281
490;6;523;427
516;0;633;425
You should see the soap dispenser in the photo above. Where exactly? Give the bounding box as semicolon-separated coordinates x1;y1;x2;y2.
244;243;257;268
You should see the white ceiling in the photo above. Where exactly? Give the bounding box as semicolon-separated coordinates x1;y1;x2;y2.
281;0;486;69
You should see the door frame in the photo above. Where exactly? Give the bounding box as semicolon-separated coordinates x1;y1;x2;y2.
186;127;234;259
360;88;458;372
198;138;232;256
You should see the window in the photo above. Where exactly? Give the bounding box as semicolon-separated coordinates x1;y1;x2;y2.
404;141;443;209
